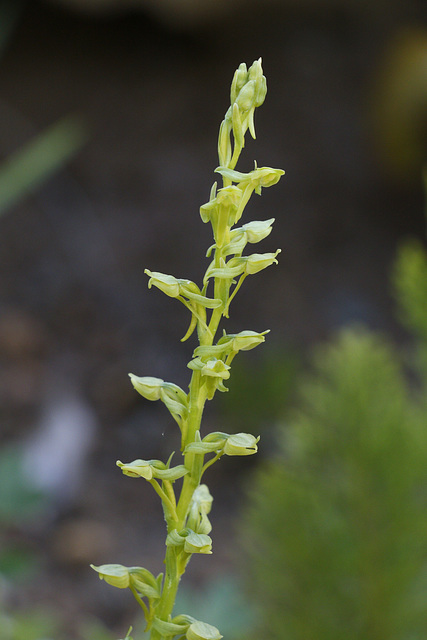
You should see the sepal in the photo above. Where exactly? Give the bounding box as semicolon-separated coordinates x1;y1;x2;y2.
116;458;189;482
129;374;188;426
235;250;281;275
218;329;269;352
230;62;248;104
206;219;275;259
200;185;242;248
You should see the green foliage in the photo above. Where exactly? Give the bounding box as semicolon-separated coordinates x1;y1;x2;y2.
393;239;427;378
243;241;427;639
174;575;257;640
0;445;48;581
0;607;115;640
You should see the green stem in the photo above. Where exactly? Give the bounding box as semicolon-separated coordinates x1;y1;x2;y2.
148;480;178;525
149;130;248;639
130;585;149;621
149;548;181;640
201;452;223;477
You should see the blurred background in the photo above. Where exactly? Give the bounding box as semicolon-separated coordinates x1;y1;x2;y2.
0;0;426;638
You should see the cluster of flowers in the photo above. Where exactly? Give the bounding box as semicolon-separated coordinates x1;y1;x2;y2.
92;58;284;640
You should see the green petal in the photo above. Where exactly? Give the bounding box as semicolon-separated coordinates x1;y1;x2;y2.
187;621;223;640
90;564;130;589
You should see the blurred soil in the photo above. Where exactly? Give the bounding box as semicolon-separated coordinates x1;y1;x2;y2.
0;0;426;635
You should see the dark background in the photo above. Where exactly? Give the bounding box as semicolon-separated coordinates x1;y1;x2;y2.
0;0;426;636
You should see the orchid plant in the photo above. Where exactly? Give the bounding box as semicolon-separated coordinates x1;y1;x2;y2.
91;58;284;640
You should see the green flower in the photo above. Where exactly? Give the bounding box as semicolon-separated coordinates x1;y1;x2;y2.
215;165;284;222
200;185;243;248
145;270;180;297
187;357;231;398
129;374;188;426
166;528;213;555
185;431;259;456
187;357;231;379
187;620;223;640
117;459;154;480
234;218;275;244
242;250;281;274
223;432;260;456
205;250;280;283
116;458;188;482
129;375;163;401
144;270;221;309
219;329;270;352
193;330;269;364
90;564;131;589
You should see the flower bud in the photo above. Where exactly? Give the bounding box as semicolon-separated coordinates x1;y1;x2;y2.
187;484;213;534
236;79;256;112
248;57;263;83
191;484;213;513
230;62;248;104
254;74;267;107
217;119;231;167
232;102;244;151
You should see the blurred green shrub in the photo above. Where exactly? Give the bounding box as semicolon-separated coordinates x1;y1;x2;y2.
0;606;115;640
242;239;427;639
